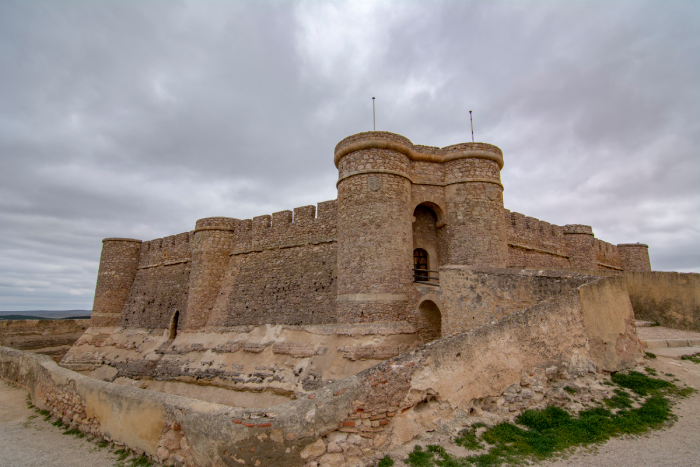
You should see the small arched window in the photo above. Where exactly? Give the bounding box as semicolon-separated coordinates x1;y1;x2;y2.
414;248;429;280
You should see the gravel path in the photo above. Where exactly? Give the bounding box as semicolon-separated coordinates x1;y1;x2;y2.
0;380;121;467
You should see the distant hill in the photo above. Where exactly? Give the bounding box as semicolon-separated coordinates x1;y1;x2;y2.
0;310;92;320
0;314;50;321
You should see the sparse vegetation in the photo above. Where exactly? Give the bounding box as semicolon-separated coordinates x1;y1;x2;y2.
563;386;577;394
404;371;692;467
377;456;395;467
455;422;485;450
681;353;700;364
645;352;657;359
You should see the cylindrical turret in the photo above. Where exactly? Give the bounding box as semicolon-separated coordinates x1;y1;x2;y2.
91;238;142;327
564;224;597;269
618;243;652;271
183;217;236;330
442;143;507;267
335;132;414;323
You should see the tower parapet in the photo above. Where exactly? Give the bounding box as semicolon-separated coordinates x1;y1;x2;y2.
335;132;414;323
91;238;142;327
334;131;508;324
618;243;651;271
563;224;597;269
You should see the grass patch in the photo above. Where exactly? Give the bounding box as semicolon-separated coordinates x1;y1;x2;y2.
63;427;85;438
114;448;130;461
377;456;395;467
52;418;66;428
681;353;700;364
604;389;634;409
455;423;485;450
126;453;154;467
563;386;577;395
96;439;110;449
645;352;657;359
644;367;658;376
404;370;691;467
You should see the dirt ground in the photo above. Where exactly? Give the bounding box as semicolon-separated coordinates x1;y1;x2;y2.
0;380;121;467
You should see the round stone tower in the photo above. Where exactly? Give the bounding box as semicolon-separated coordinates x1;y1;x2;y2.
334;132;414;324
183;217;236;330
441;142;507;267
91;238;142;327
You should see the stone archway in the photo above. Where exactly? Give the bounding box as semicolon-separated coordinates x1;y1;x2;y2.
418;299;442;342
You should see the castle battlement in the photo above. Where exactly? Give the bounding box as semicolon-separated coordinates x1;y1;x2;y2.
87;131;650;333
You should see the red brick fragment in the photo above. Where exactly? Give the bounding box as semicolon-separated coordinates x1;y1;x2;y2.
380;420;389;426
342;421;355;427
256;423;272;428
232;419;243;424
333;388;348;396
243;423;255;428
308;394;315;399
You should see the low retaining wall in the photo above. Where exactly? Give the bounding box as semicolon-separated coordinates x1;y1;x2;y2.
0;274;642;467
510;269;700;333
624;272;700;332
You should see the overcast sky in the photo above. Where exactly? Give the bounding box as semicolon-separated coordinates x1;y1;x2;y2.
0;0;698;311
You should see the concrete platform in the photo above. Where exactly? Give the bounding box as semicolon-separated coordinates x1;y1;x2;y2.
645;346;700;359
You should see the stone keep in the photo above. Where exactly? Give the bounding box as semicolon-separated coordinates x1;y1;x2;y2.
89;131;652;334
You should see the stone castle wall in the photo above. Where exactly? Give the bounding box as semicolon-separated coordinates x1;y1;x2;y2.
505;211;642;272
89;131;651;333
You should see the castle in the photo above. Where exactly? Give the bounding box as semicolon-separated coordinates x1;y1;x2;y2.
89;131;651;339
45;131;662;466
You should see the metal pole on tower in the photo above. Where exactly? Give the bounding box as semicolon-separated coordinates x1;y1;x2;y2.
470;110;474;143
373;97;376;131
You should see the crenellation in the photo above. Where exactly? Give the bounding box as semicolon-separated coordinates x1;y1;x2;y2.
272;210;293;229
293;205;316;226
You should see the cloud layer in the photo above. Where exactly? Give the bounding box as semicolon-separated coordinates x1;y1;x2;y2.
1;0;698;310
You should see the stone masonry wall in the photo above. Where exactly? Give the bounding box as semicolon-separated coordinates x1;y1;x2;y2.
618;244;652;271
119;232;192;329
505;211;633;271
207;200;338;327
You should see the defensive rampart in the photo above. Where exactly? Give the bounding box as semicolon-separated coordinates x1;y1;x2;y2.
504;210;648;272
623;271;700;332
4;272;642;466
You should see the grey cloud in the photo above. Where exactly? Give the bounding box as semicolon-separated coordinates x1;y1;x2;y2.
0;0;698;310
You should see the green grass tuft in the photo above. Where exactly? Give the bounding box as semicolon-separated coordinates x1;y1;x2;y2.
604;389;633;409
127;453;154;467
680;353;700;364
114;448;130;461
62;427;85;438
563;386;577;394
611;371;672;396
96;439;109;449
455;424;484;450
377;456;395;467
645;352;657;359
406;445;434;467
